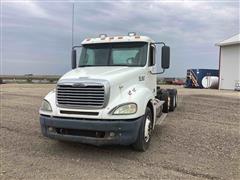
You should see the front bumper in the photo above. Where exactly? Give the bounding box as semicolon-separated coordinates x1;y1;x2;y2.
39;115;143;146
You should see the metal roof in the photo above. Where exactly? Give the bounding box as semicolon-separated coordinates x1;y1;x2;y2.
216;33;240;46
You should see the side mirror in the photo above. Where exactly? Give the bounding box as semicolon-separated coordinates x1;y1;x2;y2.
161;46;170;69
71;49;77;69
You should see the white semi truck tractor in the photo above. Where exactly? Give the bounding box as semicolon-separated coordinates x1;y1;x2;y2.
39;33;177;151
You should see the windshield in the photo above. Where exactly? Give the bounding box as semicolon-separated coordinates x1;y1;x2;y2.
79;42;148;67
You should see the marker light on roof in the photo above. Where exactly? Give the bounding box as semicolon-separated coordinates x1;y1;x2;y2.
99;34;107;38
128;32;136;36
118;36;123;39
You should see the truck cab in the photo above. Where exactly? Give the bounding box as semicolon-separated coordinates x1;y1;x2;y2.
39;33;177;151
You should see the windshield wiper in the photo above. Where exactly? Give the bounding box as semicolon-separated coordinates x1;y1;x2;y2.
78;65;94;67
79;65;108;67
79;64;140;67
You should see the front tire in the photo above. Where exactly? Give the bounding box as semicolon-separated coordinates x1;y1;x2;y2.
133;107;153;152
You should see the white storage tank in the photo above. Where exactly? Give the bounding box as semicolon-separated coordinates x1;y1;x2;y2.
201;76;219;89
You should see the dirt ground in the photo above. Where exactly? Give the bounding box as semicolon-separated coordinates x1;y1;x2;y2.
1;84;239;180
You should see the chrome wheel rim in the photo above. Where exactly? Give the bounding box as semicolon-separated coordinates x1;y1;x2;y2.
144;116;152;142
175;95;177;106
173;96;176;107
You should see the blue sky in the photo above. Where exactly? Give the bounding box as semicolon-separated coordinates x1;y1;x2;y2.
1;0;239;77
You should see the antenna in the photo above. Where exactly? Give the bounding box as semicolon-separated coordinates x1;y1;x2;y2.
71;2;75;47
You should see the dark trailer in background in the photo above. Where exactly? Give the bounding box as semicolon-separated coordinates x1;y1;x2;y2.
185;69;219;89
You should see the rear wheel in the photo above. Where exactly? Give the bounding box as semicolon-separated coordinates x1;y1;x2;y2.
133;107;153;152
168;89;177;112
174;91;178;108
157;89;169;113
163;93;169;113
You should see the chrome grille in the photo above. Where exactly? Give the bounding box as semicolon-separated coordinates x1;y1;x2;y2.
56;84;105;108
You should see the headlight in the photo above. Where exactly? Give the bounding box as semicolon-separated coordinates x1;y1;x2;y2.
40;100;52;112
112;103;137;115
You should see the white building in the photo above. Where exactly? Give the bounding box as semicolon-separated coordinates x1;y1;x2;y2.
216;34;240;90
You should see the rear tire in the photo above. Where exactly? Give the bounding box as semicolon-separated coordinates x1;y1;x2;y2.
168;89;177;112
157;89;169;113
133;107;153;152
162;93;169;113
174;91;178;108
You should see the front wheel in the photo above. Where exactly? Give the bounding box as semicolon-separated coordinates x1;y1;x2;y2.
132;107;153;152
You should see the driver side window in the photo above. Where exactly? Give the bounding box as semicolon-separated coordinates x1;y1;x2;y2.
149;45;155;66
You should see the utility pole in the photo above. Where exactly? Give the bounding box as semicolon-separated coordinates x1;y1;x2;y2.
71;2;75;47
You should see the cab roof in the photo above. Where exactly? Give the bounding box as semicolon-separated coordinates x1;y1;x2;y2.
81;35;155;45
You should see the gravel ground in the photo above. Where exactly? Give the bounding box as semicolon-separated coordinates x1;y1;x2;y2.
1;84;239;180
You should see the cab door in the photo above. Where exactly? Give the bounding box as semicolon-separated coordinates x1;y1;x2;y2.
146;44;157;96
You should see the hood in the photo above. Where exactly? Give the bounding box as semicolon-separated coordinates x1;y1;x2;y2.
59;66;145;84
